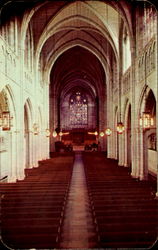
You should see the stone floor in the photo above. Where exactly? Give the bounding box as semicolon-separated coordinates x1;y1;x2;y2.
59;152;97;248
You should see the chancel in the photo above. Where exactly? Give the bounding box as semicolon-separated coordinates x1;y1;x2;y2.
0;0;158;249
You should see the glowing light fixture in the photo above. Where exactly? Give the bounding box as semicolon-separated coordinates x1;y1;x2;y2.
0;111;13;131
100;132;105;137
105;128;112;136
88;131;98;136
52;131;57;138
117;122;125;134
62;132;69;135
59;131;63;137
139;112;154;129
116;11;124;135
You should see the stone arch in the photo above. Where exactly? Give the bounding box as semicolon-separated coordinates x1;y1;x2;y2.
44;42;111;90
4;85;17;128
150;40;156;71
20;2;46;48
138;86;156;120
24;23;34;71
137;86;156;180
144;128;157;177
0;85;18;182
35;2;118;62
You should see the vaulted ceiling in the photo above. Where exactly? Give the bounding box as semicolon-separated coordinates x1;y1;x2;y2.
32;0;123;98
50;46;105;99
1;0;156;99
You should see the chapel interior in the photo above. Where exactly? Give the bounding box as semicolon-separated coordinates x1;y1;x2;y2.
0;0;158;249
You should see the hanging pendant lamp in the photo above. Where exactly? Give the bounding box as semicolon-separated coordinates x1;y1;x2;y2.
105;128;112;136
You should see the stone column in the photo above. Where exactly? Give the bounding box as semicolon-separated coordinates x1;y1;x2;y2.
107;79;113;158
7;131;17;182
130;45;138;178
118;132;124;166
17;128;25;180
139;127;147;180
99;94;106;151
124;127;128;167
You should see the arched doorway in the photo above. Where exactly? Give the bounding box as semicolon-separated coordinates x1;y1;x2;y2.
0;86;17;182
143;90;156;177
0;91;10;180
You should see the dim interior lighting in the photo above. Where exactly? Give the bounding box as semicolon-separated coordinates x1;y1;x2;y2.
52;131;57;138
139;112;154;129
100;132;105;137
105;128;112;136
0;111;13;131
45;129;50;137
59;131;63;137
62;132;69;135
33;123;39;135
117;122;125;134
88;131;98;136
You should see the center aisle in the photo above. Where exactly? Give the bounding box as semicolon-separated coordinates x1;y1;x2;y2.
59;152;98;248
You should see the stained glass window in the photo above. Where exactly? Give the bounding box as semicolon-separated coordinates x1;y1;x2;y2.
70;92;88;127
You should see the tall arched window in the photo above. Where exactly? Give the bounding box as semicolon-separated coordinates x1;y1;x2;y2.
122;26;131;73
69;92;88;127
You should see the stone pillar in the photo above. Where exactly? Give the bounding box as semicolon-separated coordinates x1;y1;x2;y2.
17;129;25;181
107;79;113;158
124;127;128;167
139;128;147;180
7;131;17;182
17;39;25;180
118;132;124;166
99;94;105;151
131;127;140;179
29;130;34;167
130;45;138;179
50;91;58;154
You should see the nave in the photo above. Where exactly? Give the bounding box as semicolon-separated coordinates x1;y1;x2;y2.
1;152;158;249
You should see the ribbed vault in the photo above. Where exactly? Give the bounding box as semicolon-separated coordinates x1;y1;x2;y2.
50;46;105;99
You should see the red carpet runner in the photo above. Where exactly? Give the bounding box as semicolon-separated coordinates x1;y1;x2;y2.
59;152;98;248
1;153;74;249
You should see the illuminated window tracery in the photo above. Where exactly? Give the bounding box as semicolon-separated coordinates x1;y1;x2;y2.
70;92;88;127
